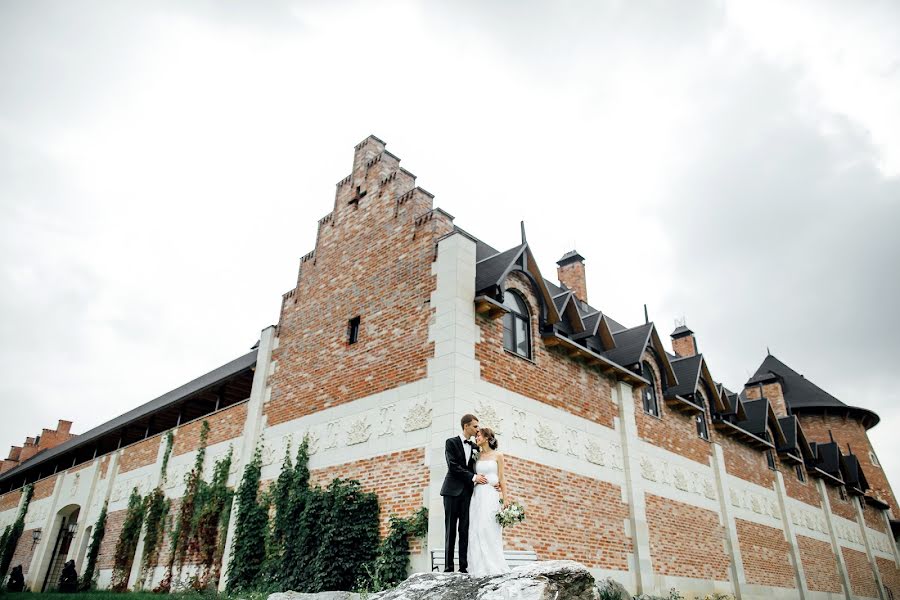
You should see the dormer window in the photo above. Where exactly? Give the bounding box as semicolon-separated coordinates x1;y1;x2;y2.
694;391;710;440
641;362;660;417
502;290;531;359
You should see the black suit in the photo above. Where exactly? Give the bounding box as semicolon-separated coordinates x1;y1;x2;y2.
440;436;476;572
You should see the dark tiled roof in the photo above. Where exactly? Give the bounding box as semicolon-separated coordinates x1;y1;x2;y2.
602;323;653;370
666;354;703;398
749;354;880;428
842;453;869;492
671;325;693;338
556;250;585;266
0;350;258;485
736;399;770;438
474;245;524;294
814;442;843;479
454;225;499;261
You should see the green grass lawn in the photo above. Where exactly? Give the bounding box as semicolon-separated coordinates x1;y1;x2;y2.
0;593;271;599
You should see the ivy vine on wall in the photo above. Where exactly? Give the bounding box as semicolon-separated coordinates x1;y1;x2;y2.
111;487;146;591
79;501;108;590
0;483;34;580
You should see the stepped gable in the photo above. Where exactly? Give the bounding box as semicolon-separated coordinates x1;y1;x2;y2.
748;354;880;428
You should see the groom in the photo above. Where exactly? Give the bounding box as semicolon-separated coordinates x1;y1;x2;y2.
440;413;489;573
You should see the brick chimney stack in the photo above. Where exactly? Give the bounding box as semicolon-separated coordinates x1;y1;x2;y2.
0;419;76;473
671;325;698;358
557;250;587;303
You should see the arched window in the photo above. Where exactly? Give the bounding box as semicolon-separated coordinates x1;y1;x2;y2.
695;390;710;440
641;362;660;417
502;290;531;359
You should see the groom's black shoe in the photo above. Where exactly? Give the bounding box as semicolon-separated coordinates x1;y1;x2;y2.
459;569;468;574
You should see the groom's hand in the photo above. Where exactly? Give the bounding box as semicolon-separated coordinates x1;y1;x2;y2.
474;474;488;485
493;483;502;492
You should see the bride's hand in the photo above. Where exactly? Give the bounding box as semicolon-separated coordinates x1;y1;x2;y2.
502;498;511;508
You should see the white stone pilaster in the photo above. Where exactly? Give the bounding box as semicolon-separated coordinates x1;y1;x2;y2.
711;443;746;600
218;324;276;591
852;497;886;600
883;511;900;568
26;476;64;591
817;479;852;600
424;231;477;567
774;470;808;600
616;380;653;594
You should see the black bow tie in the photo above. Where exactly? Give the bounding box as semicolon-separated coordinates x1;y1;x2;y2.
464;440;475;446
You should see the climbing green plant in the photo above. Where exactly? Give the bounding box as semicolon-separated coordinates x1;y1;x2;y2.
79;501;108;590
267;436;311;591
195;447;234;588
0;483;34;580
307;478;380;593
139;431;175;586
362;507;428;592
112;487;146;591
168;420;210;579
226;444;268;593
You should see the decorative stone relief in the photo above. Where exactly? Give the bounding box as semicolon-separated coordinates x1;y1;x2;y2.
403;402;432;432
261;442;277;467
702;479;716;500
378;405;395;437
640;456;657;482
512;410;528;442
475;401;503;435
584;439;606;466
608;444;624;471
561;428;578;457
305;430;321;455
535;423;559;452
346;417;372;446
69;473;80;497
325;421;339;449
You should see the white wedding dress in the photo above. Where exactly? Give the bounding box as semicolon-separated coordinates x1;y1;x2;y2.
467;459;510;576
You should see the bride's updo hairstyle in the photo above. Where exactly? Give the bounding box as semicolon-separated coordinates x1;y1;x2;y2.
479;427;499;450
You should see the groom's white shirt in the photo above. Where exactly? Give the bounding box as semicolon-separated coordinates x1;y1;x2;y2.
460;433;478;483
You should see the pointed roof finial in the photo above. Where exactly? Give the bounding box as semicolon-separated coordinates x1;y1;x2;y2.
644;304;649;324
520;221;527;244
767;346;771;356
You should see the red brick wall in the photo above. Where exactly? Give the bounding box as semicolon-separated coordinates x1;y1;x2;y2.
33;475;57;500
11;528;37;578
266;139;451;427
878;556;900;600
476;272;618;428
0;488;22;511
308;447;428;541
173;404;247;456
842;546;879;598
797;534;842;593
826;484;856;521
798;413;898;516
781;461;820;507
499;455;631;570
646;494;730;580
714;430;776;489
743;382;787;419
119;436;162;474
861;501;886;533
97;509;126;570
735;518;796;588
635;354;711;466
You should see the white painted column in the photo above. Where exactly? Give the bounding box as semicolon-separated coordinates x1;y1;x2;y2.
615;380;653;594
773;470;808;600
817;479;853;600
68;460;104;566
424;231;478;568
26;475;64;591
882;511;900;568
853;497;887;600
711;443;746;600
218;324;276;591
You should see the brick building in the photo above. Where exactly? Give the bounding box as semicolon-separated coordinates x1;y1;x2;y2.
1;136;898;599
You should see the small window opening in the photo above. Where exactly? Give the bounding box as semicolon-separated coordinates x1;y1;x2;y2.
838;486;848;501
641;362;660;417
766;450;776;470
348;316;360;344
869;451;881;467
349;185;367;206
795;464;806;482
696;411;710;440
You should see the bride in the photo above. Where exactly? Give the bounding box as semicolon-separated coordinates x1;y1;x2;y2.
467;427;511;576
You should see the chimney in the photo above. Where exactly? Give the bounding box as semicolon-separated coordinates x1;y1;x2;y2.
57;420;73;435
671;325;698;358
7;446;22;462
557;250;587;303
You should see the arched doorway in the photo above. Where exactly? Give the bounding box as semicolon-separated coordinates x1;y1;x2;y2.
41;504;80;592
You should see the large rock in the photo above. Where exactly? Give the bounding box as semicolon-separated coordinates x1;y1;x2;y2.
371;560;598;600
269;592;360;600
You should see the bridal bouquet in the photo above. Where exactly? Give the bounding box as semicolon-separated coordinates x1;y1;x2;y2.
496;500;526;528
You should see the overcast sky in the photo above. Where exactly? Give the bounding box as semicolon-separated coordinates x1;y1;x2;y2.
2;1;899;493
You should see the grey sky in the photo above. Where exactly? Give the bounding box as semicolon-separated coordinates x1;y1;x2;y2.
1;1;898;492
